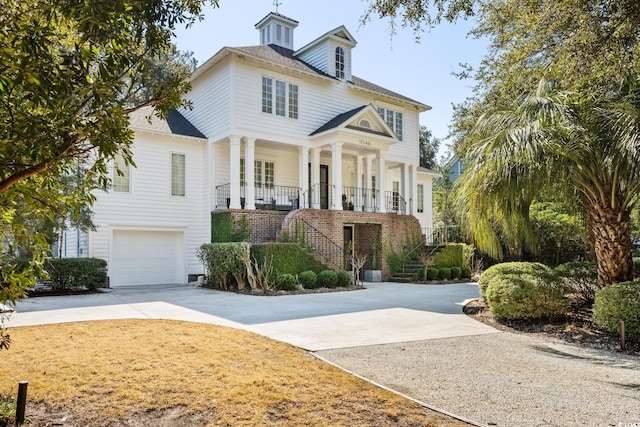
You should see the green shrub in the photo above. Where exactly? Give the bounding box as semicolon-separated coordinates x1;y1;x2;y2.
251;243;325;276
633;257;640;279
484;273;570;320
593;281;640;339
45;258;107;291
298;270;318;289
275;273;296;291
451;267;462;280
197;242;250;290
433;244;464;268
478;262;556;298
555;261;598;303
317;270;338;288
426;267;439;281
438;267;451;280
336;270;352;287
461;266;472;279
211;212;250;242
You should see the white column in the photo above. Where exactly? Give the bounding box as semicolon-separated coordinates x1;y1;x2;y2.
365;156;373;212
354;155;363;211
401;163;409;214
299;147;309;209
245;138;256;210
376;150;387;213
331;142;343;210
229;136;242;209
409;164;417;215
311;148;320;209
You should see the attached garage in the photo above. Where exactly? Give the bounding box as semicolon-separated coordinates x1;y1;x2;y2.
111;230;186;287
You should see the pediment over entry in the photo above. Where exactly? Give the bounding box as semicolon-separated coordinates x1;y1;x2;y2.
309;104;398;151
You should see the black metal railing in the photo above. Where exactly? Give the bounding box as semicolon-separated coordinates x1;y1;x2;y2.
285;216;344;270
302;183;333;209
423;225;461;245
215;183;301;211
341;186;377;212
385;191;406;214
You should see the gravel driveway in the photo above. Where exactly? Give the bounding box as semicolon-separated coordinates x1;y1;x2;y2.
317;332;640;427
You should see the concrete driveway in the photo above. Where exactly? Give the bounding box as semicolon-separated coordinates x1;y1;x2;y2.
6;282;498;351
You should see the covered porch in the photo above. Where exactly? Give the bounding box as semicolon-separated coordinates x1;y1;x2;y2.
214;104;416;216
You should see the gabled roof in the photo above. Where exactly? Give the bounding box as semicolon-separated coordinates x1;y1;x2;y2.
254;12;299;28
295;25;357;56
310;105;367;136
129;106;206;139
309;104;397;140
193;44;430;110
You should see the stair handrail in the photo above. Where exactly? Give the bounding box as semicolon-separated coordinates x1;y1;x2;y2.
401;240;425;280
289;216;344;269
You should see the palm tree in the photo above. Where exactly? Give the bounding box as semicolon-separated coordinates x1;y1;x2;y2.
455;79;640;286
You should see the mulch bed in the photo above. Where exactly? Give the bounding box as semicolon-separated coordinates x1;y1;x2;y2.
464;298;640;356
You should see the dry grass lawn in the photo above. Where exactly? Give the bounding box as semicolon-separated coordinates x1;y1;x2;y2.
0;319;470;426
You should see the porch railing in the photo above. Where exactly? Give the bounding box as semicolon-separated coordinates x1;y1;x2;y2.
341;186;378;212
385;191;406;215
423;225;461;245
302;183;334;209
215;183;301;211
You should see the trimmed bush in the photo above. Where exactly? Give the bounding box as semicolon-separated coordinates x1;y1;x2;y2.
298;270;318;289
438;267;451;280
275;273;296;291
451;267;462;280
461;266;472;279
251;243;325;276
45;258;107;291
483;270;570;320
426;267;439;281
317;270;338;288
211;212;250;242
478;262;556;298
197;242;250;290
593;281;640;339
555;261;598;303
433;244;464;268
336;270;352;287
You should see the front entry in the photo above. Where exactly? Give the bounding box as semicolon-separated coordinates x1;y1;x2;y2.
309;164;329;209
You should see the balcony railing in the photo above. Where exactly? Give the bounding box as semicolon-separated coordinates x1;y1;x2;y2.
215;183;301;211
341;186;378;212
385;191;406;215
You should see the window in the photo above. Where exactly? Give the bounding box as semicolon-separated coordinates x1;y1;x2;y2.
335;47;345;79
261;76;298;119
171;153;185;197
377;106;404;141
275;80;286;116
417;184;424;213
254;161;263;187
392;181;400;211
372;175;376;199
288;84;298;119
265;161;275;189
112;153;130;193
240;159;270;189
276;24;282;42
285;28;290;44
261;77;273;114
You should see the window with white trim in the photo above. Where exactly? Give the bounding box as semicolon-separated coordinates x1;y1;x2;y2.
261;76;298;119
335;47;345;79
417;184;424;213
377;106;404;141
112;152;130;193
171;153;185;197
240;159;272;189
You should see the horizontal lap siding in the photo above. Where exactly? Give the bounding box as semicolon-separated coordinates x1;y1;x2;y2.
91;132;208;277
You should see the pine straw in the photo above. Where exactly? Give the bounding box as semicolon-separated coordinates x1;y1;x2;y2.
0;319;470;427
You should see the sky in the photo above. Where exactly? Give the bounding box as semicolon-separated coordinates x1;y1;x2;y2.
172;0;488;162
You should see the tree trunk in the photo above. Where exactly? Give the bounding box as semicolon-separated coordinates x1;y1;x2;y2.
585;202;633;287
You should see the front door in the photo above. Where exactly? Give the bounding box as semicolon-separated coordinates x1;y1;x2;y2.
309;164;329;209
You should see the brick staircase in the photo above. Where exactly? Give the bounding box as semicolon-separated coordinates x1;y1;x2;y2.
389;244;443;283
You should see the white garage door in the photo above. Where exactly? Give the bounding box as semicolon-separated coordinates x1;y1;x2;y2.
111;230;185;286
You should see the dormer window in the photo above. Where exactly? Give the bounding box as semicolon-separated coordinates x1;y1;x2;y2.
335;47;345;79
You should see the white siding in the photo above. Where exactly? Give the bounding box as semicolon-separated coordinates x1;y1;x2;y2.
89;131;209;282
297;44;329;75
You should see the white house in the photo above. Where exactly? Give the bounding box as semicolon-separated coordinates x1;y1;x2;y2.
65;11;438;286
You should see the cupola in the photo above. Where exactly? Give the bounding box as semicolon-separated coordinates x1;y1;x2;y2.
255;12;299;50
